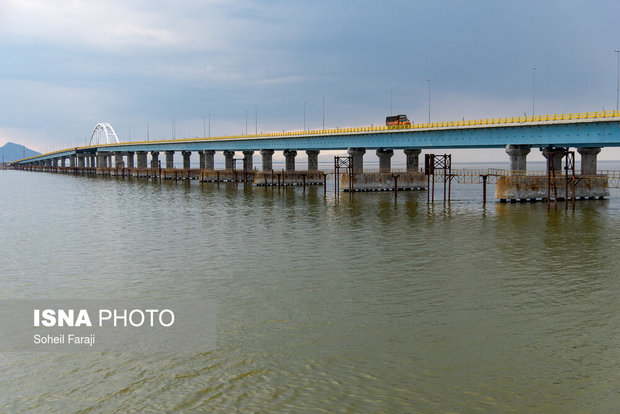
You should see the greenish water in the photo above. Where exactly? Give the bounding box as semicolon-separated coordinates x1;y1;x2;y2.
2;169;620;413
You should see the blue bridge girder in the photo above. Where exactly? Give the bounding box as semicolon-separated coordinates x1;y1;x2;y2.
12;118;620;164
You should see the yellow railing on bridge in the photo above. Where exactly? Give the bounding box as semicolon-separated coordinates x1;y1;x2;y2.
13;110;620;163
147;110;620;144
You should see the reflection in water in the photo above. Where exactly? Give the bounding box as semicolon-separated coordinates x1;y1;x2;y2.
1;171;620;413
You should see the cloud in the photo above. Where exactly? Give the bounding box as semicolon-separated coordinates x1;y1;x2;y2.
2;0;620;162
3;0;180;50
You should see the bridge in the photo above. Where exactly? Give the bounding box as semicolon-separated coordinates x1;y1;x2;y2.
9;111;620;201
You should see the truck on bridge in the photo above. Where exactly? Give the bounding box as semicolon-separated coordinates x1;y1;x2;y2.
386;114;411;127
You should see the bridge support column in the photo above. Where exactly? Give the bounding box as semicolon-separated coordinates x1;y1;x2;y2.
126;152;134;169
376;149;394;172
77;154;86;168
505;145;530;174
242;151;254;170
45;159;51;167
151;151;160;169
404;149;421;171
204;150;215;170
97;152;107;168
182;151;192;169
577;147;601;176
107;155;113;168
199;151;206;169
223;150;235;169
541;147;566;173
283;150;297;171
137;151;147;169
69;155;76;167
52;158;58;168
260;149;274;171
165;151;175;169
114;152;124;168
306;150;320;171
60;156;67;167
347;148;366;173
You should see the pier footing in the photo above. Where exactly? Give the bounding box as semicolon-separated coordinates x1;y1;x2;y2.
254;171;325;186
495;175;609;201
340;172;427;192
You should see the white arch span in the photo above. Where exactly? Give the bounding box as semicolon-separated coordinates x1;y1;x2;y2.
89;123;120;145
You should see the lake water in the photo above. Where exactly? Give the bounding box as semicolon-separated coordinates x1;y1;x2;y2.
2;165;620;413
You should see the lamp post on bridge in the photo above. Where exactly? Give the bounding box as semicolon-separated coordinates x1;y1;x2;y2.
426;79;431;123
615;49;619;112
532;67;537;116
322;96;325;130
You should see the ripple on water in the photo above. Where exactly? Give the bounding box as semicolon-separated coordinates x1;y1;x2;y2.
2;171;620;412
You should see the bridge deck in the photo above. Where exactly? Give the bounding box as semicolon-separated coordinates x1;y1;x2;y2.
11;111;620;164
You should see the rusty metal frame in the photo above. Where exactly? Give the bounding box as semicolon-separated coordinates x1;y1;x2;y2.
334;156;353;195
564;150;576;210
425;154;452;203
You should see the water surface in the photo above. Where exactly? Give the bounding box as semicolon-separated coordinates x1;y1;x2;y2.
1;168;620;413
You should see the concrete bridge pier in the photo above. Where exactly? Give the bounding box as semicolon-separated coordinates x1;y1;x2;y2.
77;154;85;168
306;150;320;171
260;149;274;171
199;151;206;169
45;159;51;167
243;151;254;170
69;155;76;168
97;152;107;168
114;152;124;168
505;145;530;174
90;155;96;168
347;148;366;173
60;156;67;167
376;149;394;172
151;151;160;169
126;152;134;169
404;149;421;171
283;150;297;171
137;151;147;169
577;147;601;176
52;158;58;168
223;150;235;169
165;151;175;169
542;147;566;174
182;151;192;169
204;150;215;170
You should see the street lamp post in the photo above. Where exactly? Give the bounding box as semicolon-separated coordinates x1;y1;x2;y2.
532;67;537;116
322;96;325;130
426;79;431;123
615;50;619;111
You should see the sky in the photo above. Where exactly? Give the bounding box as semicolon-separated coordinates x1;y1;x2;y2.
2;0;620;162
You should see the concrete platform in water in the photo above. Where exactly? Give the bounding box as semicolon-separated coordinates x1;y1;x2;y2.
340;172;427;192
495;175;609;202
254;171;325;186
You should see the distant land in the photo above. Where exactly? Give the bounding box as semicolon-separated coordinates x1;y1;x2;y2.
0;142;40;163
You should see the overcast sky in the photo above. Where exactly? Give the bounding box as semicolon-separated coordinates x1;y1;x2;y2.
2;0;620;161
